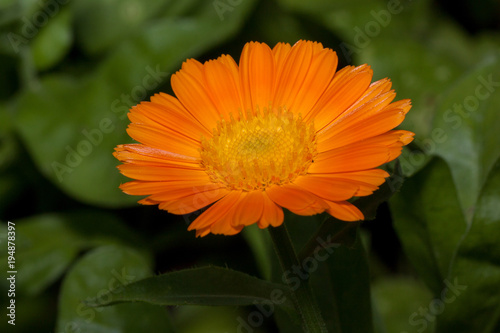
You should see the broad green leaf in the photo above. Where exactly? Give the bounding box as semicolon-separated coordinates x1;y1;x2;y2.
372;278;433;333
391;158;467;294
31;7;72;70
15;0;257;207
436;160;500;332
0;211;143;296
56;244;173;333
16;76;138;207
72;0;167;55
175;306;248;333
433;54;500;223
85;266;294;311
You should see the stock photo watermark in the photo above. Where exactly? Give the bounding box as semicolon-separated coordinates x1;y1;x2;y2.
51;65;169;182
403;278;467;333
213;0;244;21
339;0;404;62
235;235;340;333
58;267;136;333
7;0;70;53
397;73;500;177
5;221;17;326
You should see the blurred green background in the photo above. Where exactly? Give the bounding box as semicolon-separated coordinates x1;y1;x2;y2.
1;0;500;332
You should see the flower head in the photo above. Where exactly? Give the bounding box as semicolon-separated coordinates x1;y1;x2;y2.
114;40;413;237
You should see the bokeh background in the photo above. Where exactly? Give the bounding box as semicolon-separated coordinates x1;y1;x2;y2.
1;0;500;332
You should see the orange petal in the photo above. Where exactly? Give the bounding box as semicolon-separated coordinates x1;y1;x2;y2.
229;190;265;227
272;40;315;111
126;123;200;157
117;164;207;181
148;183;225;203
203;57;244;120
317;108;407;152
336;169;390;187
325;200;364;221
258;192;284;228
120;179;216;196
265;184;330;215
317;78;395;137
272;42;292;74
171;69;220;130
187;191;242;231
239;42;275;112
305;64;373;130
160;188;230;215
114;144;199;167
271;41;338;116
293;175;360;201
149;92;212;135
128;100;210;142
311;131;413;174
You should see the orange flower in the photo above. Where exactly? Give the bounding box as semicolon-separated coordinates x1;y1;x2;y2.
114;40;413;237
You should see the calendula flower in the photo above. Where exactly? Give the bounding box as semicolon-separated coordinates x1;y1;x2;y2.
114;40;413;237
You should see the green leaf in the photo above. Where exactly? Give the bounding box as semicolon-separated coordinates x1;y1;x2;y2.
57;244;172;333
174;306;248;333
85;266;294;311
391;158;467;294
436;159;500;332
31;7;72;70
15;0;257;207
433;54;500;223
322;229;374;333
72;0;166;55
372;278;433;333
273;214;373;333
0;211;143;296
391;55;500;333
16;76;138;207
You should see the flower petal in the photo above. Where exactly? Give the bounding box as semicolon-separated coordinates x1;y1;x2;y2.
150;92;212;135
265;184;330;215
258;192;284;228
317;107;407;152
187;191;242;231
311;131;413;174
120;179;216;196
305;64;373;130
293;175;360;201
325;200;364;221
239;42;275;112
231;190;265;227
117;164;207;181
272;40;315;110
128;100;211;142
203;57;244;120
114;144;199;167
126;123;200;157
160;188;230;215
171;68;221;130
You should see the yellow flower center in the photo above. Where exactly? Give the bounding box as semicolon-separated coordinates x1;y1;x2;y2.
200;108;317;191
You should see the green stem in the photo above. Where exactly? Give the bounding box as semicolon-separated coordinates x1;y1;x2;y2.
268;223;329;333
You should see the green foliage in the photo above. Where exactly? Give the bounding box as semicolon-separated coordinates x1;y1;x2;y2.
56;244;172;333
86;266;294;310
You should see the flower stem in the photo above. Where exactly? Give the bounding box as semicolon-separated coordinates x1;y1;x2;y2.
268;223;329;333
